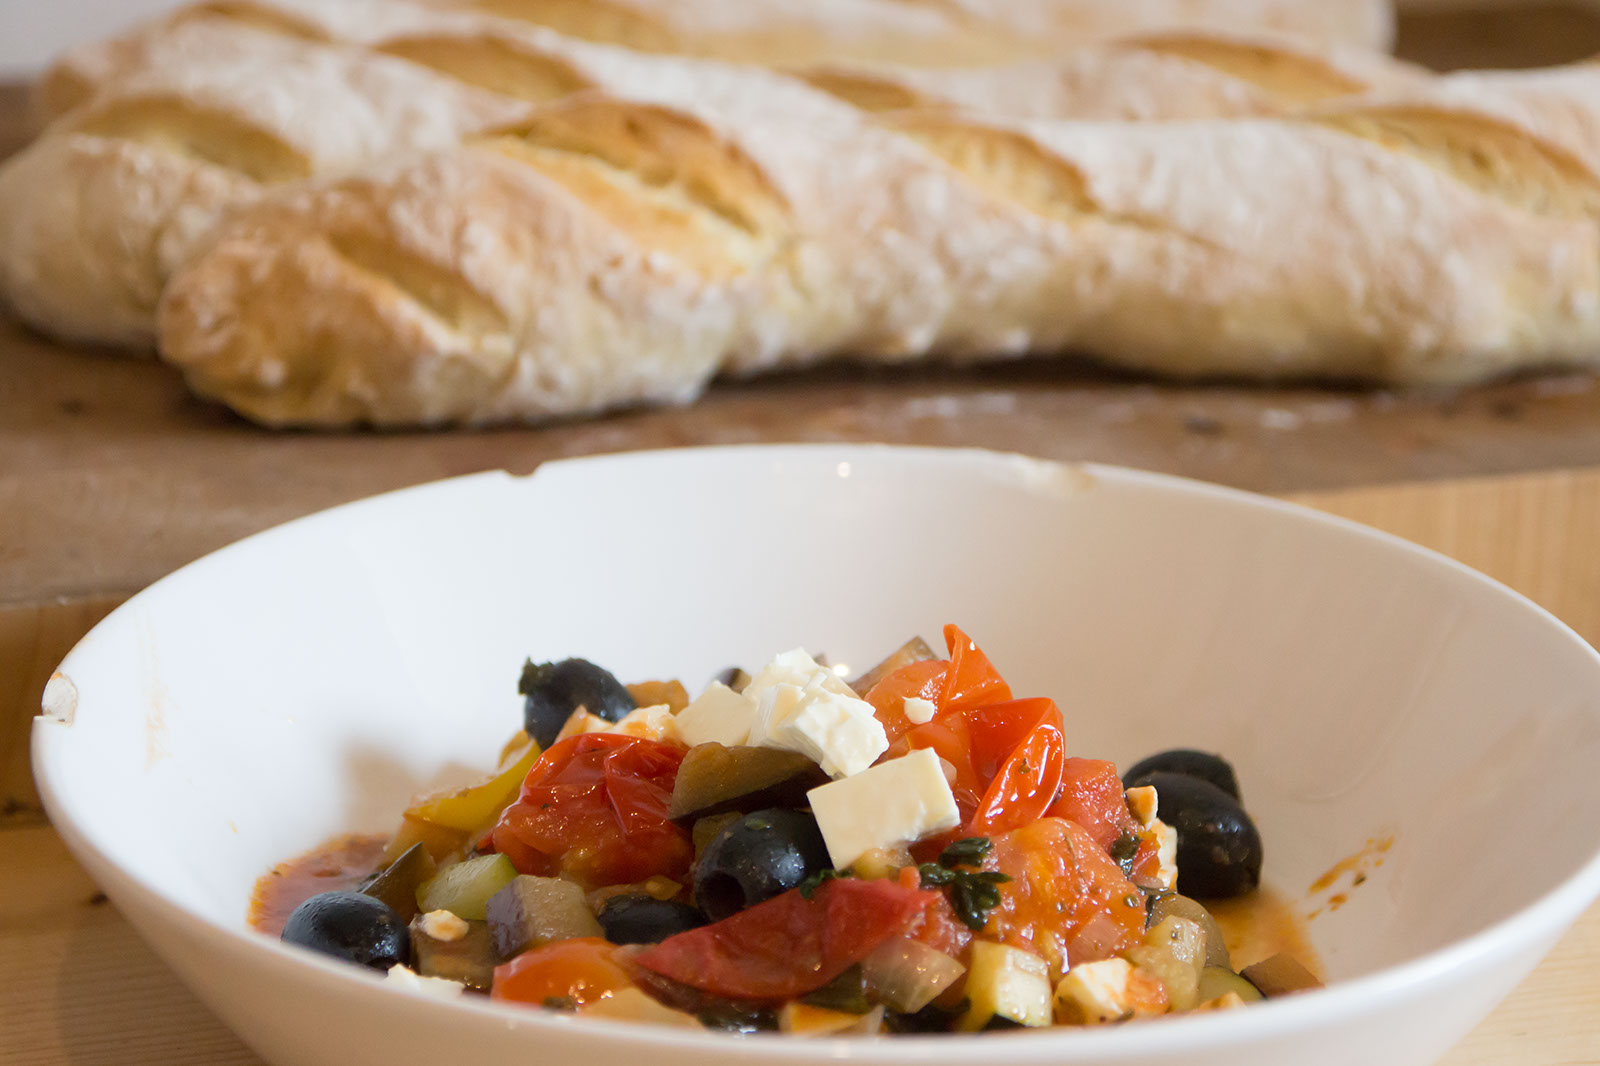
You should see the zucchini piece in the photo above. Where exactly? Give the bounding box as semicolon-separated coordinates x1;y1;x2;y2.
362;842;437;923
409;914;497;991
1241;953;1323;998
850;637;937;695
1197;966;1264;1006
1125;915;1206;1011
956;941;1052;1031
486;875;603;958
1147;893;1231;969
667;743;827;820
416;853;518;921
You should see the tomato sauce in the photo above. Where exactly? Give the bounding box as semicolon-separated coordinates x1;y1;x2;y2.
1208;886;1323;978
249;832;388;937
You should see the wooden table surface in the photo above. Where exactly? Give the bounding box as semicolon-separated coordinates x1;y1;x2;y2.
3;6;1600;1063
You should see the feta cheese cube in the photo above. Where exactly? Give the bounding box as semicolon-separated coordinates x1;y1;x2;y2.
1053;958;1138;1024
605;704;678;742
902;696;937;725
744;648;858;702
1124;786;1158;828
766;686;888;778
738;648;889;777
807;748;960;868
417;909;468;942
1153;819;1178;891
384;964;465;999
554;708;610;742
675;682;758;747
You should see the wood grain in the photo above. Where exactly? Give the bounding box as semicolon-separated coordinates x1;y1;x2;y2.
0;596;124;825
3;469;1598;1065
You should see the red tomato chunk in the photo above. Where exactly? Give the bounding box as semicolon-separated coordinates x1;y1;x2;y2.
636;878;936;1000
492;733;692;891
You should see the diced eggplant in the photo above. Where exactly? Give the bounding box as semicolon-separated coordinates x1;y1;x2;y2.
361;842;437;923
1197;966;1264;1005
416;853;518;921
957;941;1052;1031
1241;953;1323;998
409;914;497;991
625;680;690;713
667;743;828;820
798;966;871;1014
849;637;938;696
486;875;603;959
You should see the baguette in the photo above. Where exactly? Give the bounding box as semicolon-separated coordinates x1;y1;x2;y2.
460;0;1396;66
40;0;1397;115
155;60;1600;426
2;3;1415;348
0;19;530;347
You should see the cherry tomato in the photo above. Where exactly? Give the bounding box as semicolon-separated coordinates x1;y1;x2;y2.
887;698;1066;836
938;624;1011;714
983;818;1146;975
491;937;634;1007
864;626;1012;746
864;660;946;746
492;733;692;890
635;877;935;1000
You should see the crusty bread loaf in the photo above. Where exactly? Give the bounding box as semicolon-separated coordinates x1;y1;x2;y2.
39;0;1397;117
2;1;1414;349
804;30;1423;118
154;57;1600;426
0;18;531;347
457;0;1396;66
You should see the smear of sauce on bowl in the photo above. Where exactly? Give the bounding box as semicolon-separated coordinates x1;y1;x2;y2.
1306;834;1394;918
1208;885;1323;977
250;833;388;937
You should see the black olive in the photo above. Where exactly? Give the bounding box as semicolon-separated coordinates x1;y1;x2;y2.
518;658;637;748
886;999;966;1034
280;890;409;971
597;894;709;944
1124;749;1242;802
1134;772;1262;899
693;808;829;921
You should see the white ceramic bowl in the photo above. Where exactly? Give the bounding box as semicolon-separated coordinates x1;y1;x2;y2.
32;445;1600;1066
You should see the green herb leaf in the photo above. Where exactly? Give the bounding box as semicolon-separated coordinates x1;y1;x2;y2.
938;837;994;869
947;870;1013;931
1108;830;1140;875
917;863;956;888
798;867;851;900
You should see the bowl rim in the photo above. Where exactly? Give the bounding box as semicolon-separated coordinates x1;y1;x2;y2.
31;442;1600;1060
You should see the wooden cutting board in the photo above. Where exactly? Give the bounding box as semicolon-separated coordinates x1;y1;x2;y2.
2;466;1598;1065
